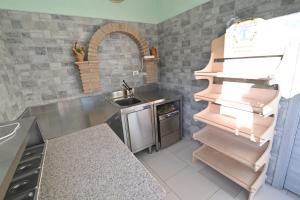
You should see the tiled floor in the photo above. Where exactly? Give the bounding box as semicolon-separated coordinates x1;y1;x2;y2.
135;138;299;200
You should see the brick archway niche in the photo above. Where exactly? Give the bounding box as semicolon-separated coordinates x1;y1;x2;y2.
75;23;158;94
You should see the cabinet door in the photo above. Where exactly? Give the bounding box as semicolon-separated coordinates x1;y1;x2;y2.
127;108;154;153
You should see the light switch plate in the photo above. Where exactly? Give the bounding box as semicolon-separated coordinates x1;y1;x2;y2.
133;71;139;76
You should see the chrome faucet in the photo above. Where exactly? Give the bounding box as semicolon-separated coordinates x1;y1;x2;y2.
122;80;133;98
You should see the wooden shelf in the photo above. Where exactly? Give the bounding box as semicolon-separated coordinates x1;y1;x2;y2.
193;145;265;192
194;83;279;116
194;72;273;81
193;103;274;145
195;32;283;81
193;126;270;171
143;57;160;62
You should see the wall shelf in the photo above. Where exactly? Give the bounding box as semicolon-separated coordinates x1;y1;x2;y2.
193;145;266;193
194;83;279;116
193;126;270;171
193;103;274;145
194;72;273;81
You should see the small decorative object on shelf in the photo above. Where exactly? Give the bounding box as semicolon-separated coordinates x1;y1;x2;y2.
150;47;158;58
72;42;85;62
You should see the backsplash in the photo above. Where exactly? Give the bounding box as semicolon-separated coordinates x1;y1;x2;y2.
157;0;300;184
0;9;158;121
0;39;24;121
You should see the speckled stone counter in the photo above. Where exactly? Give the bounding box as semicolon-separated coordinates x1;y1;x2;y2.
38;124;166;200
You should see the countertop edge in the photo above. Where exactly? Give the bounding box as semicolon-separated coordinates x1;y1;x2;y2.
0;117;36;199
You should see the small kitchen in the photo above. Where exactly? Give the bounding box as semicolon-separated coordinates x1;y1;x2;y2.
1;1;300;200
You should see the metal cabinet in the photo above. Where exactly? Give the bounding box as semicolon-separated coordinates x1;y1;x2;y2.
121;103;155;153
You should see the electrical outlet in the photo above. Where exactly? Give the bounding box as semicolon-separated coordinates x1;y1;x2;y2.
133;71;139;76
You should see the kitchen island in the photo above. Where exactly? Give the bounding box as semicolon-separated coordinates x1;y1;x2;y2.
38;123;166;200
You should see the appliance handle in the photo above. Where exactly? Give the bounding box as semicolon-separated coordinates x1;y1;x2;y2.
159;110;179;120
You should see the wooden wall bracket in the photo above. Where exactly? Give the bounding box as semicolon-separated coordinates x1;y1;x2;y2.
75;61;100;94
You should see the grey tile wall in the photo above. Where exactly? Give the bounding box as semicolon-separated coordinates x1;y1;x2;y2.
0;9;158;121
157;0;300;184
0;38;24;121
0;0;299;185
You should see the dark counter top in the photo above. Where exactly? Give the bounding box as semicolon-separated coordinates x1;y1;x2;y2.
136;89;182;103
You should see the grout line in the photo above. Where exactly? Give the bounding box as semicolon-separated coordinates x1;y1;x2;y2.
164;165;189;182
145;163;183;199
171;145;206;172
207;188;221;200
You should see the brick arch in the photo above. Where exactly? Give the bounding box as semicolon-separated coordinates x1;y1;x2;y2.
87;23;150;61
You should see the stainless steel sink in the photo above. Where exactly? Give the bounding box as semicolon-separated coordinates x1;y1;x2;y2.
113;97;141;107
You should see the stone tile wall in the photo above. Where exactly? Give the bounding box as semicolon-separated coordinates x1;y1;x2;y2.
0;39;24;121
157;0;300;184
1;0;300;185
0;9;158;121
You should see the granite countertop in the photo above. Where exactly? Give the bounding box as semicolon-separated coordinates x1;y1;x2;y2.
38;124;166;200
0;117;36;199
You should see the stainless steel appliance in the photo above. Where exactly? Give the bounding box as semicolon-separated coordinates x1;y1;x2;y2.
106;111;124;142
156;100;182;149
4;143;45;200
5;172;39;200
121;103;155;153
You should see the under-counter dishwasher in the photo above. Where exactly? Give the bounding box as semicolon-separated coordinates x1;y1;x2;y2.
156;100;182;149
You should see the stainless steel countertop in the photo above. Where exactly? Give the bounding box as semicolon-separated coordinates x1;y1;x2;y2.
0;117;36;199
27;86;181;140
29;96;119;140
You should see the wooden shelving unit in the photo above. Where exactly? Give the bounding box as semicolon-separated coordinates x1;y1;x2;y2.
192;18;283;200
194;83;279;116
193;103;275;144
193;146;266;192
194;72;274;81
193;126;270;171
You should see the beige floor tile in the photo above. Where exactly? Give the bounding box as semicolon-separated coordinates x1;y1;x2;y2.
236;185;293;200
174;142;206;171
235;189;248;200
164;138;196;154
199;166;243;198
166;166;219;200
210;189;235;200
138;159;172;194
166;192;181;200
143;150;187;180
135;148;161;161
287;191;300;200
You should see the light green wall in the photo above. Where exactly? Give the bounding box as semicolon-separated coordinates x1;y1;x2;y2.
0;0;159;23
0;0;209;24
157;0;209;23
